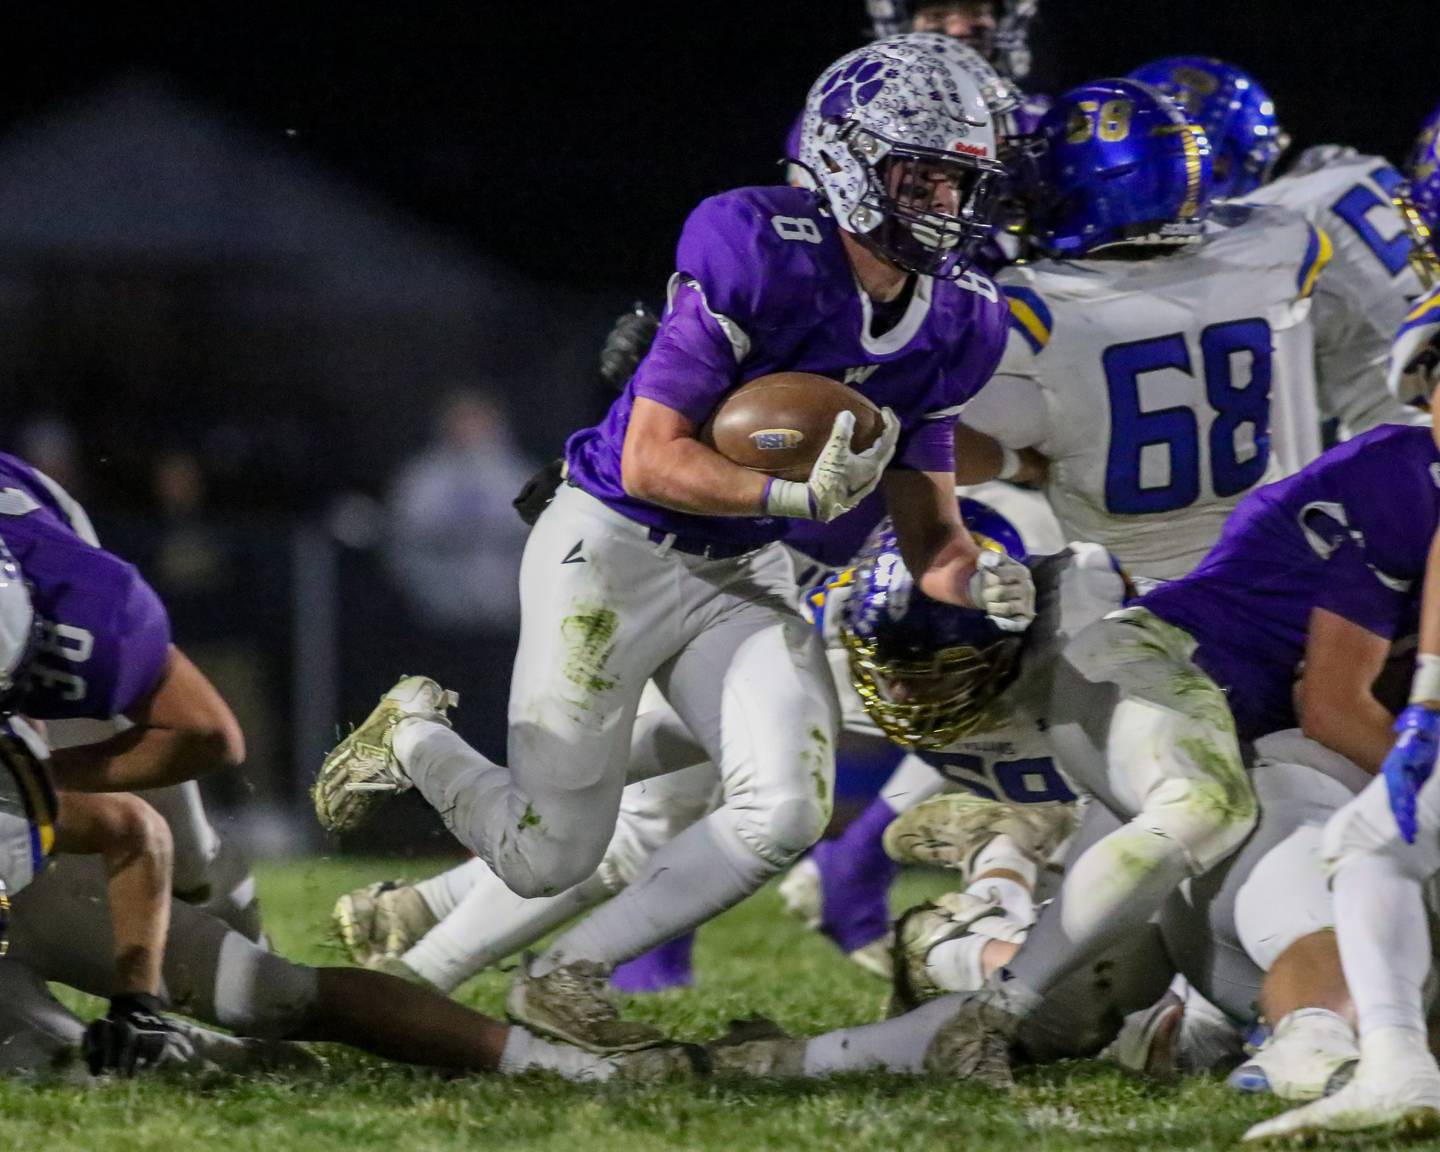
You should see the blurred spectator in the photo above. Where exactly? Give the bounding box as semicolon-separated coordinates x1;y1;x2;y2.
386;386;534;629
18;415;85;498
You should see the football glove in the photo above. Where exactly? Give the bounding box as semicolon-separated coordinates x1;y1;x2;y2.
764;408;900;522
513;458;566;527
83;994;195;1077
1382;705;1440;844
598;303;660;392
968;550;1035;633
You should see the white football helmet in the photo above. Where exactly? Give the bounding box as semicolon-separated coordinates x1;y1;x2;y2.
797;33;1005;278
0;541;34;703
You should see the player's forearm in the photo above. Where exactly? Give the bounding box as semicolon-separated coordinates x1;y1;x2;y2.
1414;527;1440;690
50;727;240;792
953;425;1046;486
620;434;769;516
1299;699;1395;776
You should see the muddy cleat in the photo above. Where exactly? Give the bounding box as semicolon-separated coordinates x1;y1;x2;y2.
313;676;458;833
922;991;1020;1090
1242;1062;1440;1142
610;1042;711;1082
333;880;438;966
883;792;1075;880
507;956;665;1054
1229;1008;1358;1101
707;1017;805;1079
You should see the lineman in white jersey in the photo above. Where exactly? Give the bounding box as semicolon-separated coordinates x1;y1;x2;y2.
1131;55;1434;441
958;79;1329;581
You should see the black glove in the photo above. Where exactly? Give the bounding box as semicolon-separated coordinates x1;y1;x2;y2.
598;303;660;392
83;993;191;1076
513;458;566;527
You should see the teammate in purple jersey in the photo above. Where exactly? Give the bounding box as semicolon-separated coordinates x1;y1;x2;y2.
316;34;1035;1053
0;452;244;795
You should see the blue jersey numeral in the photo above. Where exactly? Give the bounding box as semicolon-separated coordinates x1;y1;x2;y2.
1331;164;1412;277
919;751;1077;804
1103;318;1272;514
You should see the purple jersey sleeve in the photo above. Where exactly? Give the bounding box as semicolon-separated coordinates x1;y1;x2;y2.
630;281;742;425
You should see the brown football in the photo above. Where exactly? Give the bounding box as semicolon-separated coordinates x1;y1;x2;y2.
700;372;883;481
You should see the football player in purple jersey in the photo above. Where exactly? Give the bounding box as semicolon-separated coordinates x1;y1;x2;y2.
316;34;1034;1053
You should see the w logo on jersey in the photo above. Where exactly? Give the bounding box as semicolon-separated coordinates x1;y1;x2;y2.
844;366;879;388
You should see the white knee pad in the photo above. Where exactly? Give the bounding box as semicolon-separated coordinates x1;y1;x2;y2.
1137;774;1257;875
726;791;832;870
1234;825;1334;971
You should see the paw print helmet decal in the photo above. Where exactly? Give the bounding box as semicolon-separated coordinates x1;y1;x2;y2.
795;33;1005;279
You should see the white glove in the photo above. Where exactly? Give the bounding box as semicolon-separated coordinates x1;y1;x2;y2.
1388;287;1440;407
968;550;1034;633
764;407;900;522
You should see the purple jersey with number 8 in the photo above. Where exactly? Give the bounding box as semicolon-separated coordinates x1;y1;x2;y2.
564;185;1009;551
0;453;171;720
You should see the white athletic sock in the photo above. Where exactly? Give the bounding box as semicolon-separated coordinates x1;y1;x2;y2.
535;815;772;976
924;935;989;993
1334;853;1432;1037
499;1025;614;1082
414;858;490;921
965;875;1033;924
139;782;221;894
802;995;966;1076
405;870;615;993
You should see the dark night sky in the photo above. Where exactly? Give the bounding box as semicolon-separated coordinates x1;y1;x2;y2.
2;1;1434;299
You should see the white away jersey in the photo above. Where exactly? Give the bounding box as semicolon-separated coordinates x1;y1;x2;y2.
1245;148;1430;437
811;543;1128;805
964;203;1327;581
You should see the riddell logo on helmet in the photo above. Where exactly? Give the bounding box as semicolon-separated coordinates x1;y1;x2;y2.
952;141;989;156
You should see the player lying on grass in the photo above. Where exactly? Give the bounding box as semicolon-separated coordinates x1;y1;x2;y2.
315;33;1036;1053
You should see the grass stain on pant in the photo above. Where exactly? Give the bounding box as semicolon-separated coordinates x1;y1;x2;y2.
560;606;621;701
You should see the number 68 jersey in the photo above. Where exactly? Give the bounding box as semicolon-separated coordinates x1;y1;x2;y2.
962;203;1329;582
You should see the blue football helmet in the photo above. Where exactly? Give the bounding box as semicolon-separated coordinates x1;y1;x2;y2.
1129;56;1286;199
1025;78;1212;257
840;498;1026;749
1407;102;1440;272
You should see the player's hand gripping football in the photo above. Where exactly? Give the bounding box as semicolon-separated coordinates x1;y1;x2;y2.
968;550;1035;634
1382;704;1440;844
83;993;196;1077
764;407;899;523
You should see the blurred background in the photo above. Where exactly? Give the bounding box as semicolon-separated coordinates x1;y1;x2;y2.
2;0;1431;853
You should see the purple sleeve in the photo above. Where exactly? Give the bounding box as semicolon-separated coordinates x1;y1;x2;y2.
629;280;742;425
1313;539;1411;639
893;415;957;473
105;572;173;715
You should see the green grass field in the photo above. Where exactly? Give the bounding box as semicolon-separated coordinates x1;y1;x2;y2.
1;857;1432;1151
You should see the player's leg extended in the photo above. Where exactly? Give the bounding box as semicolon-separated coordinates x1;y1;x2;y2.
383;487;684;897
1012;609;1256;997
1244;773;1440;1140
517;554;838;1015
